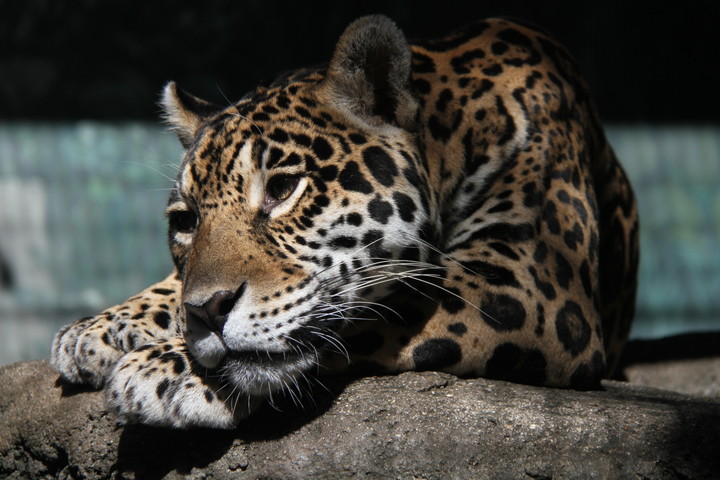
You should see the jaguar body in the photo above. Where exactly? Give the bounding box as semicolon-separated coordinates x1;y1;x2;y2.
51;15;638;428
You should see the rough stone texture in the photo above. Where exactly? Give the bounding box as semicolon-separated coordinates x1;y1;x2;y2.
1;359;719;480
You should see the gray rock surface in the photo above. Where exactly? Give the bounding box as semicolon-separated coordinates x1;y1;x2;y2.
1;359;719;480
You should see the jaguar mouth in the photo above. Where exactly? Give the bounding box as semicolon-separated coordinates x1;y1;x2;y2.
218;348;319;397
225;349;304;365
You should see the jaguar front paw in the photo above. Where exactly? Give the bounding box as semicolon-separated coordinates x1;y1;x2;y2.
105;338;257;429
50;308;165;388
50;314;125;388
50;273;183;388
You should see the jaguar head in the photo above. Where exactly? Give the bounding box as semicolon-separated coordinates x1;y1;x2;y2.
161;16;435;395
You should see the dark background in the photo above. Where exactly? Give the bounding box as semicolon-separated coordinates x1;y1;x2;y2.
2;0;719;123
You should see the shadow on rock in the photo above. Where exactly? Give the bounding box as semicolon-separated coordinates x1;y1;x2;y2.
236;374;353;442
115;374;352;477
117;424;236;479
54;376;99;397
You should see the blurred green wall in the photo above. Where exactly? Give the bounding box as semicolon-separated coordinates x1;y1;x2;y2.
0;123;718;364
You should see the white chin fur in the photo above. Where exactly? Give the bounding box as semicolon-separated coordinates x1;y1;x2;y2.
223;353;318;396
184;320;227;368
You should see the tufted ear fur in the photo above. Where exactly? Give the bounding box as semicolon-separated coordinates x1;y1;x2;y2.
161;82;222;148
319;15;419;131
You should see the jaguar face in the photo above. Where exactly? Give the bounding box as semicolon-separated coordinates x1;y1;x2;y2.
164;79;431;395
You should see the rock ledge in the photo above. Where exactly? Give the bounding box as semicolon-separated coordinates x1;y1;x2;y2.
1;360;719;479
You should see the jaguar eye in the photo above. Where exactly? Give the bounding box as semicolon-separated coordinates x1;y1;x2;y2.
263;174;301;212
168;210;197;234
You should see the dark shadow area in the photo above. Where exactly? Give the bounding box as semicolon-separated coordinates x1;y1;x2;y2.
54;376;100;397
620;331;720;366
116;424;236;480
0;252;12;290
236;374;355;441
610;379;720;476
2;0;719;122
668;405;720;476
653;385;720;476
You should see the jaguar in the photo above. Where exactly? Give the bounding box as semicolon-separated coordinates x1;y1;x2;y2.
51;15;638;429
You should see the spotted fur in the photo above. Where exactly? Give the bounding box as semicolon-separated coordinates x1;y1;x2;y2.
51;15;638;428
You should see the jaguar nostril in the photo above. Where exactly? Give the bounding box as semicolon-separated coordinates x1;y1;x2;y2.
186;282;248;332
215;282;245;317
217;297;234;317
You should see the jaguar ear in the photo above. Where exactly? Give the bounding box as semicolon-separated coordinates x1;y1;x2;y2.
161;82;221;148
319;15;418;131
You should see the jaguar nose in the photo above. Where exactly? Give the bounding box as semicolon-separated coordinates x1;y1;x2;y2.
184;283;247;332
